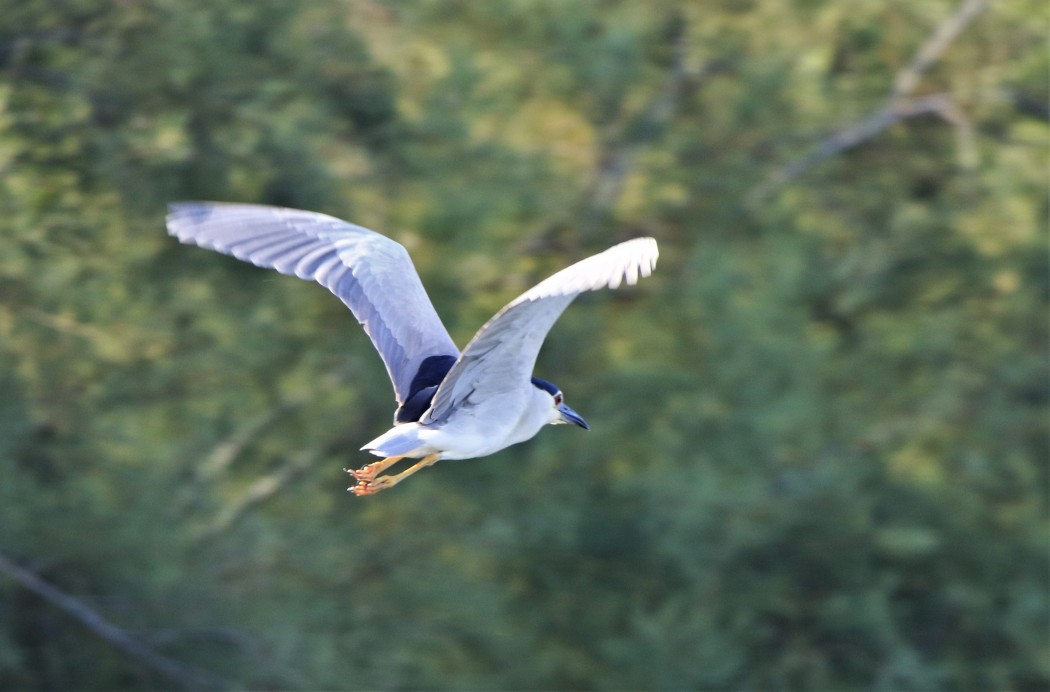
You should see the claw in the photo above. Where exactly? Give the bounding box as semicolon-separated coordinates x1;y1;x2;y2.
349;481;376;496
350;475;395;495
347;455;405;483
348;463;379;482
346;453;442;497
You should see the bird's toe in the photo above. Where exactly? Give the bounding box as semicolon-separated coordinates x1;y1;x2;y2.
348;463;379;482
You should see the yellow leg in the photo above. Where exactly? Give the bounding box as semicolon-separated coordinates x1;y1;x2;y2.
350;453;441;496
347;455;404;483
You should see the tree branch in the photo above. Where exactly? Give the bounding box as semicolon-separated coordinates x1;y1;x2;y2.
194;448;321;542
0;549;227;689
890;0;988;100
193;432;356;543
171;368;348;516
569;14;728;243
751;0;987;202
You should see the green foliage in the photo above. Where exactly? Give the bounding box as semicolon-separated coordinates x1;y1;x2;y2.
0;0;1045;689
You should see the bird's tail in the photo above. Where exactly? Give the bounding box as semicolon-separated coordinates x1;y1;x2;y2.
361;423;426;458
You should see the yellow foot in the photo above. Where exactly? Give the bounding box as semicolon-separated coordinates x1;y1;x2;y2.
347;453;441;496
349;474;397;496
347;455;403;483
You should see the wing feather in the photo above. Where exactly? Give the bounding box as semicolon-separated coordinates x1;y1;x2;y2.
166;202;459;404
423;237;658;423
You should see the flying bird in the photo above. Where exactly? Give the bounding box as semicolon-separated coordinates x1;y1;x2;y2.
167;203;658;495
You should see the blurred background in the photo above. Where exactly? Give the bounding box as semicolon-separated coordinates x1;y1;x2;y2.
0;0;1046;689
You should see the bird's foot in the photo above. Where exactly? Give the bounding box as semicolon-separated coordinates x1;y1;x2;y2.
346;453;441;496
349;475;395;496
347;457;401;483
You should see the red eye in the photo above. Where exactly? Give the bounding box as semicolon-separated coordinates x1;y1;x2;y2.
554;392;563;405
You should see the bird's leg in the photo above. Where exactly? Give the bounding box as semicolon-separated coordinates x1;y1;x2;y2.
350;453;441;496
347;455;404;483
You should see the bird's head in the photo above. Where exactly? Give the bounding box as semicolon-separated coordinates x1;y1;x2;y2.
531;377;589;430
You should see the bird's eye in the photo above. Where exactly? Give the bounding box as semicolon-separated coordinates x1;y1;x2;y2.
554;392;563;405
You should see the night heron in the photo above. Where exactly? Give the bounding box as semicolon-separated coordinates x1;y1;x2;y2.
167;203;658;495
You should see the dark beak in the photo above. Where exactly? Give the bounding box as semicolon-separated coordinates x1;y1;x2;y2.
557;403;589;430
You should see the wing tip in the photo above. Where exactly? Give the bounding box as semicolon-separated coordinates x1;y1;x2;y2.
608;236;658;287
511;235;660;302
627;236;659;278
165;201;218;240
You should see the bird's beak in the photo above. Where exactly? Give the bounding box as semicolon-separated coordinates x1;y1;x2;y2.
557;403;589;430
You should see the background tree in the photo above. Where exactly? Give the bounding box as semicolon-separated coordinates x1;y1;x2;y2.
0;0;1046;688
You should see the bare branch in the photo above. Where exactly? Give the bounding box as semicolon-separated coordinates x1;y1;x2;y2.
751;0;988;202
758;93;977;195
171;368;348;516
0;549;227;690
577;41;692;236
891;0;988;100
195;449;317;541
574;16;725;240
200;369;346;481
193;435;353;543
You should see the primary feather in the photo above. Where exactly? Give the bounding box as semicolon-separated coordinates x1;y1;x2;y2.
423;238;658;424
166;203;459;406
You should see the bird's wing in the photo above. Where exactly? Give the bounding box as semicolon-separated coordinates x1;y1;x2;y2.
166;202;459;404
422;237;658;424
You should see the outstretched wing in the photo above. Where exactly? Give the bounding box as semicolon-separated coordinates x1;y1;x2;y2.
422;237;658;424
166;202;459;404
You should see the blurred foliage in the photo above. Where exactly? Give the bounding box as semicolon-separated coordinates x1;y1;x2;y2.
0;0;1046;689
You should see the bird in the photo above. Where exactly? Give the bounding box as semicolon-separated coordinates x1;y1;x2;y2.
166;203;658;495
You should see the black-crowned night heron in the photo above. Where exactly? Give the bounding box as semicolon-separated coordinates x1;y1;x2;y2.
167;203;658;495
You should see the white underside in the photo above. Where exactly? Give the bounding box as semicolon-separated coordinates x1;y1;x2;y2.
362;386;558;461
